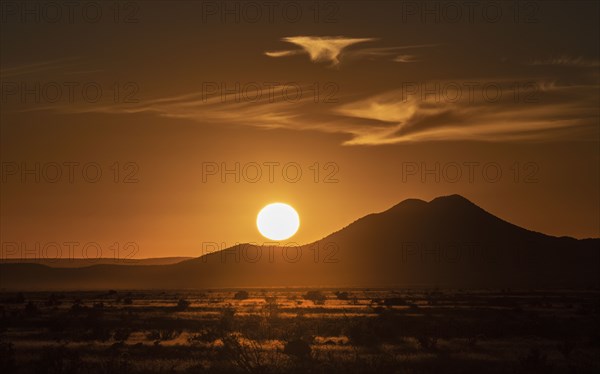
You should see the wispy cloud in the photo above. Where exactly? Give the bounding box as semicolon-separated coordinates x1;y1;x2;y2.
265;36;375;67
265;36;434;67
528;56;600;68
393;55;420;63
264;50;304;58
335;82;599;144
0;58;81;78
40;79;599;146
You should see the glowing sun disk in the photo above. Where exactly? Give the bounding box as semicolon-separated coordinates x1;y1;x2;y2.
257;203;300;240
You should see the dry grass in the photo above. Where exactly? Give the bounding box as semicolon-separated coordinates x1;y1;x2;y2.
1;289;599;373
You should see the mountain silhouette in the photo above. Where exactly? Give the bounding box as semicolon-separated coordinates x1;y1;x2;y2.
0;257;193;268
1;195;598;290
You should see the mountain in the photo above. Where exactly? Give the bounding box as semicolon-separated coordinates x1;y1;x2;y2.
0;257;193;268
1;195;598;290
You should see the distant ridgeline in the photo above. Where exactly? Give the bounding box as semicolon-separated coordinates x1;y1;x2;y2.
0;257;193;268
1;195;598;290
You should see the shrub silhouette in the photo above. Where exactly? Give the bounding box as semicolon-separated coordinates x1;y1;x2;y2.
416;335;439;351
189;329;219;344
100;351;134;373
519;347;550;373
35;345;82;374
383;297;407;307
70;300;86;314
346;320;381;347
0;341;15;372
147;328;181;344
45;293;62;307
219;307;236;333
283;339;311;359
113;328;132;342
557;339;576;359
5;292;26;304
25;301;39;315
176;298;191;311
234;290;249;300
335;291;350;300
221;334;265;373
261;296;279;321
304;290;326;305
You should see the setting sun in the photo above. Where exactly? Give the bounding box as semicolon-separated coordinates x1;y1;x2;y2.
1;1;598;372
256;203;300;240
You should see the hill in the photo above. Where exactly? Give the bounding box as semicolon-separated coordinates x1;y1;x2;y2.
1;195;597;290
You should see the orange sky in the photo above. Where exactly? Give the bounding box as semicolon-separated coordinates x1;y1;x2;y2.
1;1;598;260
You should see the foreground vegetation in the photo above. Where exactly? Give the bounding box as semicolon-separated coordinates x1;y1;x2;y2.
1;289;599;373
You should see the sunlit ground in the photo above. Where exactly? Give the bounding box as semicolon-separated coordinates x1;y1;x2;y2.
1;289;599;373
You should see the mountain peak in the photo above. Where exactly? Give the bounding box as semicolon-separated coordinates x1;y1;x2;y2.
387;195;474;214
389;198;427;210
430;194;473;204
428;194;486;215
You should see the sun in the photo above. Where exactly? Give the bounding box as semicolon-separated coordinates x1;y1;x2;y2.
257;203;300;240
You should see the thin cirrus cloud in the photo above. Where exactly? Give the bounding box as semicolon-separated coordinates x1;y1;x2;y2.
528;56;600;68
0;58;82;78
265;36;434;67
394;55;420;63
43;78;599;146
334;81;599;144
11;46;597;146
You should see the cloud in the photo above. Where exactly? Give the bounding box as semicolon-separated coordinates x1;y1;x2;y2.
393;54;420;63
334;81;600;144
39;78;598;146
347;45;435;62
529;56;600;68
265;36;375;67
264;50;304;58
265;36;435;67
0;58;81;78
